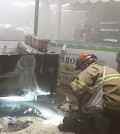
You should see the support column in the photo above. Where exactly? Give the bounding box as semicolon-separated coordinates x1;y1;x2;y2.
55;0;62;40
34;0;40;36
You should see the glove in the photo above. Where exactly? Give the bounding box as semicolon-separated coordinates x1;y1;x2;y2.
69;104;79;111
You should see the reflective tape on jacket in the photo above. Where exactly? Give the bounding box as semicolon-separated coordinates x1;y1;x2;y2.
96;74;120;85
71;79;87;92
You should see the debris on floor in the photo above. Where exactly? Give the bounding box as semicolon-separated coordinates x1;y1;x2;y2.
0;117;32;132
0;84;74;134
0;116;74;134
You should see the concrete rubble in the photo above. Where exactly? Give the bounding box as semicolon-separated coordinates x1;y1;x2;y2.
0;84;74;134
0;117;32;132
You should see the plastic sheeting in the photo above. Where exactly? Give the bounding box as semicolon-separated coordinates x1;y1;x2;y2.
48;0;120;4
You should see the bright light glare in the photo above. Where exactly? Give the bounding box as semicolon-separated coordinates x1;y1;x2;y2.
49;3;57;10
11;2;27;7
41;109;55;119
44;115;64;126
11;1;35;7
36;89;50;96
0;96;25;101
35;86;50;95
62;3;70;7
40;109;64;125
0;88;50;102
0;93;36;102
62;10;72;12
62;10;87;13
0;95;37;102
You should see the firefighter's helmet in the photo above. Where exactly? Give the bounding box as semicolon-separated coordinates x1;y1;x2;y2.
75;52;97;71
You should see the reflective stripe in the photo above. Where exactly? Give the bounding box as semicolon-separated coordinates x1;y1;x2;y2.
96;74;120;84
71;81;82;91
71;79;86;91
74;79;86;87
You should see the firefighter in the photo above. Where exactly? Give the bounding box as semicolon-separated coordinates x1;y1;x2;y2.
58;52;120;134
116;51;120;73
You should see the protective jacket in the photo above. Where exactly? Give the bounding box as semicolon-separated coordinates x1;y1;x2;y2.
116;51;120;73
71;63;120;109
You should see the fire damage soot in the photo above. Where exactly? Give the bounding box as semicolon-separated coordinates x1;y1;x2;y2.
0;100;63;132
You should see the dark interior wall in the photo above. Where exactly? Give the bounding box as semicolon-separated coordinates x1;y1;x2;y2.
0;54;59;96
35;54;59;94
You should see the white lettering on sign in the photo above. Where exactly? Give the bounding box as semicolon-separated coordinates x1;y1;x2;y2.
60;53;79;65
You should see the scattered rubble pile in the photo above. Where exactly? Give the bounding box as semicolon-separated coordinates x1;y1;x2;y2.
0;84;73;134
0;117;32;132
